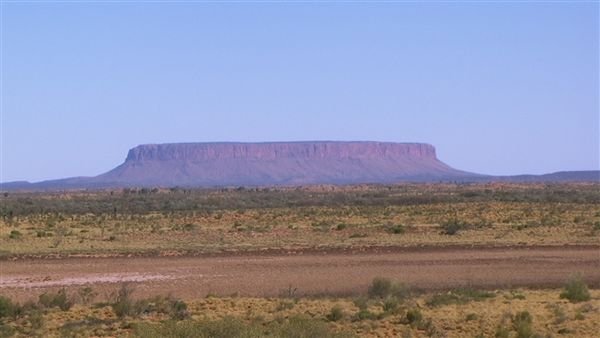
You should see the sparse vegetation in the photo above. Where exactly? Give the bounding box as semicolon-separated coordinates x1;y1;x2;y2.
326;305;344;322
593;221;600;232
276;300;295;311
405;308;423;327
548;303;567;324
382;296;401;314
495;324;511;338
38;289;73;311
512;311;534;338
367;277;410;300
133;315;355;338
8;230;21;240
440;218;465;235
0;288;597;337
78;287;97;305
560;274;591;303
426;288;495;307
385;224;405;234
0;184;599;336
0;296;18;319
368;277;393;298
111;284;136;318
465;313;478;321
0;183;598;257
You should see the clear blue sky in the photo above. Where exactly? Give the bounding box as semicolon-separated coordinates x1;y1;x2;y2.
1;1;598;182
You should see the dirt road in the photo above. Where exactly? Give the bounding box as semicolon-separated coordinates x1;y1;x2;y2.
1;246;598;301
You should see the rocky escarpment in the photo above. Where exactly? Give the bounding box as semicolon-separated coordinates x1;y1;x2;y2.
124;142;438;162
95;141;474;186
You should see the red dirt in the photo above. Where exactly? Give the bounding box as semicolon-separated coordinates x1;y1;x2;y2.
1;245;598;301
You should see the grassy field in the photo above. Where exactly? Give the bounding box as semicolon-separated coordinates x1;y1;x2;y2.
1;183;599;257
0;277;598;338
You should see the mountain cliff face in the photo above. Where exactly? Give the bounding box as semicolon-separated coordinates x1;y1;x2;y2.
95;141;473;186
124;142;437;162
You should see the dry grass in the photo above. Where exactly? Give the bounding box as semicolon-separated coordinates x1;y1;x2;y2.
1;195;599;257
1;184;598;336
1;288;598;337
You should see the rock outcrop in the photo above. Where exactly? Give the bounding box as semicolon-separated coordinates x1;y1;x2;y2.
95;141;473;186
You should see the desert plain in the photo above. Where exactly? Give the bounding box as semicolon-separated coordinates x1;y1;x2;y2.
0;183;599;337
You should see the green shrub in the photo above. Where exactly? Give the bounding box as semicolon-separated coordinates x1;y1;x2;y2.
0;296;19;319
427;288;495;307
111;285;135;318
170;299;189;320
466;313;478;321
405;308;423;327
335;223;347;231
136;296;188;319
139;297;186;320
391;283;411;300
512;311;532;325
353;309;377;321
352;297;368;311
78;287;97;305
386;224;405;234
8;230;21;239
495;325;510;338
326;305;344;322
367;277;410;300
560;274;591;303
382;297;400;314
36;230;50;238
183;223;197;231
368;277;392;298
512;311;533;338
440;219;465;235
508;290;526;300
111;292;189;320
38;289;73;311
28;310;45;330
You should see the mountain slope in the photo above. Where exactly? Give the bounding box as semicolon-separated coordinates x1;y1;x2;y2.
95;141;474;186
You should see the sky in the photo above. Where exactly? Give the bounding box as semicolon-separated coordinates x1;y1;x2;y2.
1;1;598;182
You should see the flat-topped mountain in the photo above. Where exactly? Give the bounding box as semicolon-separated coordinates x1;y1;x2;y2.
2;141;597;190
124;142;437;162
98;141;473;186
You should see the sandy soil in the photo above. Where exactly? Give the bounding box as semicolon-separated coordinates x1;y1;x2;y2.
1;245;598;301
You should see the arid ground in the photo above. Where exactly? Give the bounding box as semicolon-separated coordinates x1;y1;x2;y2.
1;183;599;337
1;245;599;302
